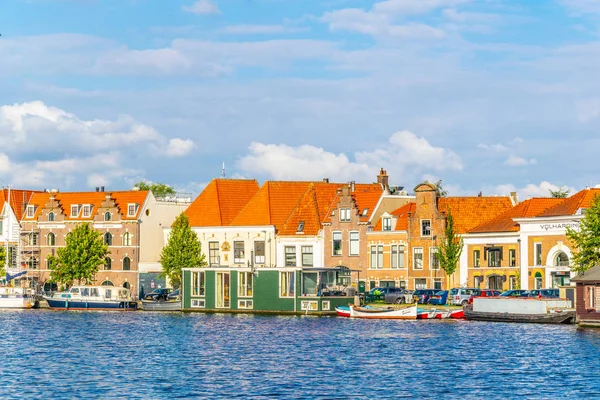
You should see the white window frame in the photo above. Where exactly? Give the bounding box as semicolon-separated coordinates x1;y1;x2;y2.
370;244;383;269
238;271;253;297
191;271;205;296
413;247;423;270
421;220;431;237
332;231;342;256
382;217;392;231
349;231;360;256
285;246;297;267
238;299;253;309
191;299;205;308
301;246;313;267
122;232;132;246
127;203;138;217
430;247;440;270
415;278;427;290
26;205;35;218
339;208;351;222
534;242;542;266
70;205;79;218
82;204;91;218
474;249;480;267
280;271;295;297
254;241;265;264
433;278;442;290
234;241;245;264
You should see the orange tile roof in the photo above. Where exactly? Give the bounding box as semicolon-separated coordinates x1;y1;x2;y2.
469;198;565;233
438;197;513;234
0;189;41;221
322;184;383;223
389;202;416;231
110;190;150;220
186;179;260;227
24;192;52;220
538;188;600;217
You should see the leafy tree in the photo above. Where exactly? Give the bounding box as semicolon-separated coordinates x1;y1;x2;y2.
48;223;109;286
0;247;5;278
549;186;570;198
160;213;206;288
134;181;176;199
424;179;448;197
567;195;600;275
437;210;464;289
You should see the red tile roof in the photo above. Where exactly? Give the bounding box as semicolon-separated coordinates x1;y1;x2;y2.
469;198;565;233
0;189;40;221
438;197;513;234
537;188;600;217
322;184;383;223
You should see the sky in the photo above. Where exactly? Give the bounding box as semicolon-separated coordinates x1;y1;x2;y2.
1;0;599;199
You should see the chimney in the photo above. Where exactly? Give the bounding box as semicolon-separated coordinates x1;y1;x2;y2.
350;181;355;192
96;187;100;192
377;168;390;194
510;191;518;206
323;178;329;183
101;186;105;192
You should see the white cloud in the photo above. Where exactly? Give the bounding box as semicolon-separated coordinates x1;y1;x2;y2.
489;181;576;200
165;138;196;157
182;0;220;15
236;130;462;182
477;143;509;152
559;0;600;15
504;155;537;167
220;25;308;35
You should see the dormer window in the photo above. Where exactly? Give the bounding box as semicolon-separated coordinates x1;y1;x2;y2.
421;220;431;236
297;221;305;233
26;205;35;218
82;204;92;218
71;205;79;218
362;209;369;217
340;208;351;222
127;203;138;217
383;217;392;231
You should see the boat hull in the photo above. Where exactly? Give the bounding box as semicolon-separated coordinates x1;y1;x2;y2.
45;298;138;311
141;300;181;311
464;308;575;324
349;305;417;319
335;306;351;317
0;296;37;309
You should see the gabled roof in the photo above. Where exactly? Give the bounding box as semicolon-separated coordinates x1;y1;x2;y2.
322;184;383;223
571;265;600;282
469;198;565;233
24;192;52;220
438;197;513;234
372;202;415;232
537;188;600;217
0;189;40;221
185;179;260;227
109;190;150;220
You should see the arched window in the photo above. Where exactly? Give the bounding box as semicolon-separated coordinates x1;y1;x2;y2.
47;232;56;246
104;212;111;221
555;252;569;267
123;256;131;271
48;212;55;222
122;281;131;289
122;232;131;246
104;257;112;270
534;272;543;290
101;280;114;286
104;232;112;246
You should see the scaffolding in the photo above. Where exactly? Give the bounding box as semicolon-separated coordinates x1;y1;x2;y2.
19;222;41;291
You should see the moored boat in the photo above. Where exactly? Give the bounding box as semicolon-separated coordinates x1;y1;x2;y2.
464;297;575;324
335;305;351;317
141;299;181;311
349;305;417;319
45;285;138;311
0;287;37;309
417;309;436;319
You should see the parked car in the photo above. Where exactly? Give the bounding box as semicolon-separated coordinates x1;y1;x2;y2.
428;290;449;305
413;289;438;304
366;287;397;302
144;288;173;301
384;288;414;304
499;289;528;297
167;289;180;300
448;287;478;306
468;289;501;304
520;289;559;298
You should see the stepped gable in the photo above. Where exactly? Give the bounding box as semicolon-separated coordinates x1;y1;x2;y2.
373;202;416;231
537;188;600;217
110;190;150;220
322;183;383;224
185;179;259;227
470;198;565;233
437;196;513;234
279;182;343;236
0;189;40;220
231;181;313;230
53;192;109;220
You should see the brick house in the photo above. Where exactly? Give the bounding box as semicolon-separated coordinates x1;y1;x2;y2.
571;266;600;327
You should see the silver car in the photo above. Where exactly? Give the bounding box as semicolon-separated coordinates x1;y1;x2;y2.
384;288;414;304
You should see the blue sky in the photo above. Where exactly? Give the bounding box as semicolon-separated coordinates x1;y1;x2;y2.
1;0;599;198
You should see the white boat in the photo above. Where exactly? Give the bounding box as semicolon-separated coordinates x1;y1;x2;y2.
45;285;138;311
464;297;575;324
349;305;417;319
0;287;37;309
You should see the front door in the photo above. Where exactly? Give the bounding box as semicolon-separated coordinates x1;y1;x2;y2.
488;275;503;290
216;272;230;308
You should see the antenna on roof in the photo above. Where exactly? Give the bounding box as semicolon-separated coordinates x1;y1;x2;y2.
222;162;226;178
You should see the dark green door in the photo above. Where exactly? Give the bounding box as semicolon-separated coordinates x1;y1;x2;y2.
358;281;366;293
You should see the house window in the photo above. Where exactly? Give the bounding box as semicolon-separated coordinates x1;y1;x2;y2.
238;272;253;297
555;252;569;267
509;275;517;290
48;212;55;222
383;217;392;231
509;249;516;267
104;257;112;270
474;276;482;288
370;245;383;269
474;250;480;267
104;232;112;246
191;271;205;296
47;232;56;246
430;247;440;270
340;208;351;222
285;246;296;266
349;231;359;256
433;278;442;290
332;232;342;256
301;246;313;266
26;257;36;269
297;221;304;233
28;233;38;246
254;241;265;264
82;205;91;218
534;272;543;289
280;271;295;297
415;278;427;289
234;241;245;264
123;256;131;271
104;212;111;221
421;220;431;236
390;245;405;269
26;205;35;218
0;220;3;234
413;248;423;269
534;243;542;266
71;205;79;217
122;232;132;246
488;248;501;267
587;286;595;309
209;242;219;266
127;204;138;217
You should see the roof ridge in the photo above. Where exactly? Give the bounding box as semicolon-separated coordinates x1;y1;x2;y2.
214;180;223;226
281;184;314;232
266;182;272;225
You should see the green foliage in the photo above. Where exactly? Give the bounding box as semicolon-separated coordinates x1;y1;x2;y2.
567;195;600;275
134;181;176;199
160;213;206;288
438;210;464;288
549;187;570;198
49;223;109;286
0;247;5;277
424;179;448;197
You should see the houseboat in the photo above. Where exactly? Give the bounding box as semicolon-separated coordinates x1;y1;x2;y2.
45;285;138;310
571;266;600;327
464;297;575;324
181;266;356;315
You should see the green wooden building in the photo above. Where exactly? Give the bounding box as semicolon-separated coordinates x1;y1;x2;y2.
181;266;356;315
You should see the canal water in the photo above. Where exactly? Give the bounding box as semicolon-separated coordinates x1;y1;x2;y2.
1;311;600;399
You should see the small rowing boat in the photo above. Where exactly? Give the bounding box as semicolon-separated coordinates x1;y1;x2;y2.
349;305;417;319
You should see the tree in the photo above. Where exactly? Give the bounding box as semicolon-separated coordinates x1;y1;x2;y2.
549;186;570;198
49;223;109;286
566;195;600;275
424;179;448;197
160;213;206;288
0;247;5;278
437;210;464;289
134;181;176;199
